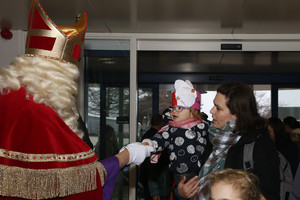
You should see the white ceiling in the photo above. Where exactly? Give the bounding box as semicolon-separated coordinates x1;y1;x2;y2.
2;0;300;75
1;0;300;34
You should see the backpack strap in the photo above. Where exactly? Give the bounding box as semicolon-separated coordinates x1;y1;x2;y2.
278;152;288;180
243;141;255;173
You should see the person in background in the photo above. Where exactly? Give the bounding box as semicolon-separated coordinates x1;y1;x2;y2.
0;1;154;199
290;128;300;161
140;114;172;200
142;115;165;140
268;117;299;177
143;79;211;199
284;116;300;162
95;125;119;159
283;116;300;135
209;168;266;200
176;81;280;200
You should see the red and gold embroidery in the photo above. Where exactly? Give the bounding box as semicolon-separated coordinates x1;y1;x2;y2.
25;0;87;66
0;148;95;162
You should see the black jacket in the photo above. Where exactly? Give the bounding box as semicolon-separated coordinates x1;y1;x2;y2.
225;128;280;200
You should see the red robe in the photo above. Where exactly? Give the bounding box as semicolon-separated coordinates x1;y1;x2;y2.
0;87;105;199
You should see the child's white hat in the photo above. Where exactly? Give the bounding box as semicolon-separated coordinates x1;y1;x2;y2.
172;79;201;110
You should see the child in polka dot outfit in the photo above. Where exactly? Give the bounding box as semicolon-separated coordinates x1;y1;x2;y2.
143;79;211;186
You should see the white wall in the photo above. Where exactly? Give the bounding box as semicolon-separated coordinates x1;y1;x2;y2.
0;30;26;69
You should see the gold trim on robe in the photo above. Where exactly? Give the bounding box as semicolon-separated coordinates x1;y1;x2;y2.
0;161;107;199
0;148;95;162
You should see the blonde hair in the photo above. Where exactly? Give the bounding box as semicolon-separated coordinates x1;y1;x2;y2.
191;108;202;121
209;169;266;200
0;55;83;137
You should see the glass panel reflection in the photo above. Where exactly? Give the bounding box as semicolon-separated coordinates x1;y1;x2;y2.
279;88;300;121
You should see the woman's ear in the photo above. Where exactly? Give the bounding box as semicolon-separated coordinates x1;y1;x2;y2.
231;114;237;121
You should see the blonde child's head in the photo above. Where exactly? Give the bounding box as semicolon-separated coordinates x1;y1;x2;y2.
209;169;266;200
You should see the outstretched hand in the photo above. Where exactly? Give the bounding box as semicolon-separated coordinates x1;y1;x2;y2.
177;176;200;199
119;142;155;167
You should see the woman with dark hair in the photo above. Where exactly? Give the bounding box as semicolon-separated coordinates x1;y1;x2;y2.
176;82;280;200
268;117;284;142
283;116;300;134
216;82;266;134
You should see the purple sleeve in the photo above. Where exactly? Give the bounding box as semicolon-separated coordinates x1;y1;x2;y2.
100;156;120;200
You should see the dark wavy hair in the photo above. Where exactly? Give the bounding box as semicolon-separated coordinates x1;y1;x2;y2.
217;82;266;134
268;117;287;146
283;116;300;130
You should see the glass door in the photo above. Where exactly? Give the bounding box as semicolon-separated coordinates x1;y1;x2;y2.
87;84;130;199
84;43;131;199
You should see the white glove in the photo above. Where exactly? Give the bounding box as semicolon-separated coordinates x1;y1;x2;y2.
120;142;155;165
142;138;154;147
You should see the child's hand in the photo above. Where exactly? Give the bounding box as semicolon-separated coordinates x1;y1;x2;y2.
177;176;200;199
119;142;155;165
141;138;153;146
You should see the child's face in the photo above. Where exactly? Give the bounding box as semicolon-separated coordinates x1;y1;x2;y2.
170;106;193;123
210;181;241;200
